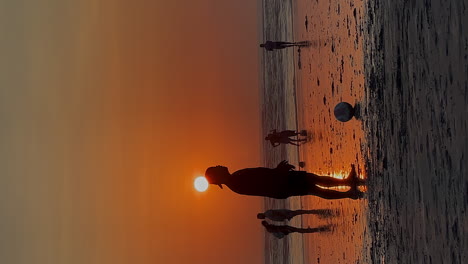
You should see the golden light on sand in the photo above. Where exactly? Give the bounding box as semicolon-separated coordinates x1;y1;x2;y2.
329;172;347;179
194;176;209;192
316;171;367;191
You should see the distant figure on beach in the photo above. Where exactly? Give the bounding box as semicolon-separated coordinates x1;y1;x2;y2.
265;129;307;147
261;221;331;239
204;161;364;200
257;209;335;222
260;41;310;51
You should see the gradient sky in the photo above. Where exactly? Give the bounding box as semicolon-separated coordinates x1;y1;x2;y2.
0;0;262;263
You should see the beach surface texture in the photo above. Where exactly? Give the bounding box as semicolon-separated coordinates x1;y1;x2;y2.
260;0;467;263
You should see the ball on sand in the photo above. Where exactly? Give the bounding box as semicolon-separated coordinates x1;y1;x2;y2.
334;102;355;122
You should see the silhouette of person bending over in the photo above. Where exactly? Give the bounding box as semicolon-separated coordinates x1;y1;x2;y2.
205;161;364;200
257;209;335;222
265;129;307;147
261;221;331;239
260;41;311;51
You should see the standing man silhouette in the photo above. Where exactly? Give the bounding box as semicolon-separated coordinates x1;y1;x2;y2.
204;161;364;200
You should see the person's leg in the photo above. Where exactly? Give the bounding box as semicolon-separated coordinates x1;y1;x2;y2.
308;185;363;199
287;225;332;234
306;165;364;187
281;130;298;137
304;209;336;219
294;41;311;46
288;170;363;198
287;141;300;146
305;173;354;187
291;209;334;216
290;138;307;142
288;209;321;219
278;43;299;49
275;42;293;49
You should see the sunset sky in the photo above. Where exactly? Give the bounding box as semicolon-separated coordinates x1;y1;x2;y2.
0;1;263;263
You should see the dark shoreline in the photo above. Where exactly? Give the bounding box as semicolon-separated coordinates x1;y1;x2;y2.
261;0;468;263
363;0;468;263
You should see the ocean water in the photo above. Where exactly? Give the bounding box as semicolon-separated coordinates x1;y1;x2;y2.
260;0;467;263
259;0;303;263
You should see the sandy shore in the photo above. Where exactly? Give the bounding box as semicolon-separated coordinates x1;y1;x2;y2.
262;0;467;263
363;0;468;263
292;0;369;262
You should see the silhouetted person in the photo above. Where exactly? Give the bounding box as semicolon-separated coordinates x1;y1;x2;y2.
257;209;335;221
262;221;331;239
260;41;310;51
265;129;306;147
205;161;364;200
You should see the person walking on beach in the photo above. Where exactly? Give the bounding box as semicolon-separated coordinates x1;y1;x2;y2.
261;221;331;239
265;129;307;147
260;41;310;51
204;161;364;200
257;209;335;222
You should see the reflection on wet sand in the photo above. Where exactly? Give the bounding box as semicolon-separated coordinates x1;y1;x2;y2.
261;0;467;263
293;0;369;263
260;0;369;263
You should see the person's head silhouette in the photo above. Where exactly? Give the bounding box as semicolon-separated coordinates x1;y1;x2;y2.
257;213;266;219
205;166;230;189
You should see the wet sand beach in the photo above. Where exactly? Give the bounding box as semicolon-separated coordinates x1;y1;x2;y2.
293;0;369;263
260;0;468;263
363;0;468;262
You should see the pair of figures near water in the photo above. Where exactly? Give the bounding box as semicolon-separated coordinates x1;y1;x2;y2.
258;209;335;239
265;129;307;147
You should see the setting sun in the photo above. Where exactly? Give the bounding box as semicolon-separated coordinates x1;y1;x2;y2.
194;176;209;192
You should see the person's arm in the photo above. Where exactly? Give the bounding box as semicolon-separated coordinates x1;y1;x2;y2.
276;160;295;172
